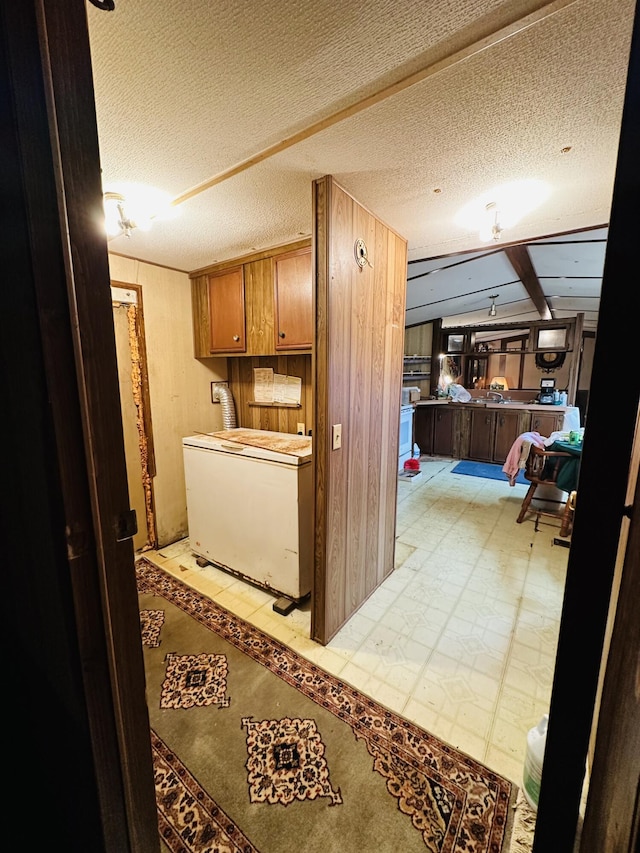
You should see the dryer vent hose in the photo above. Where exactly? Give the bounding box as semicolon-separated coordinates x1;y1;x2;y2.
211;383;237;429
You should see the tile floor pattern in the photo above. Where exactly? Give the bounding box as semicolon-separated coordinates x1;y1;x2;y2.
144;457;570;788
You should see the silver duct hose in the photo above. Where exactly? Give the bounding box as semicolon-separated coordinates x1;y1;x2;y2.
211;383;237;429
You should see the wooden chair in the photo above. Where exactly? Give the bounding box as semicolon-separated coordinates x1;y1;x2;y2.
516;444;574;525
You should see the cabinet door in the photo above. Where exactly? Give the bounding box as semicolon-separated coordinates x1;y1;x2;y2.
415;406;435;455
493;409;523;463
208;266;245;353
468;408;495;461
531;411;563;438
274;248;313;350
433;407;455;456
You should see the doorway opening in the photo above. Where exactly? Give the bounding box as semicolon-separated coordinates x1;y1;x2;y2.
112;282;157;552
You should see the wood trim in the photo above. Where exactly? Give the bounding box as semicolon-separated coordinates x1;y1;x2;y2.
532;8;640;844
28;1;159;848
248;401;302;409
171;0;578;210
191;274;211;357
189;238;311;278
312;175;330;643
245;257;274;355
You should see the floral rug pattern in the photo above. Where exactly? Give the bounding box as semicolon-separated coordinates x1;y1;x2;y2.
242;716;343;806
160;652;231;709
137;557;512;852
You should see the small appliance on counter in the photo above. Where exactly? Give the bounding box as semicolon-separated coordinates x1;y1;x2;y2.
538;378;556;405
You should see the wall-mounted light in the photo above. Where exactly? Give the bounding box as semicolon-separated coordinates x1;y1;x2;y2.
488;295;498;317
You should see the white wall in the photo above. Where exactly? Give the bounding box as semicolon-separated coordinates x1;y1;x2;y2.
109;254;227;547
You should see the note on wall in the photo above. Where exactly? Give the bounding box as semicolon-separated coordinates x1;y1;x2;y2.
253;367;301;405
274;374;302;405
253;368;274;402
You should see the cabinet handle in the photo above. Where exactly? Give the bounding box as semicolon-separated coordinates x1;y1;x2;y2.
279;331;286;338
233;335;240;342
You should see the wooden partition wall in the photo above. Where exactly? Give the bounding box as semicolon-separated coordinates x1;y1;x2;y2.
312;176;408;645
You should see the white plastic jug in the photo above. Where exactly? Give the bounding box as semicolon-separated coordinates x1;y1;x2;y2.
522;714;548;810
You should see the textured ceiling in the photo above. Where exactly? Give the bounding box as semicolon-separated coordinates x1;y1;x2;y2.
86;0;637;329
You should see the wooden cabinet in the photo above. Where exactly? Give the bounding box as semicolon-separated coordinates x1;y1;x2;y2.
493;409;525;463
191;240;312;358
274;248;313;350
469;408;495;462
418;403;566;463
464;406;563;462
208;266;245;353
468;407;523;463
433;406;455;456
415;406;435;454
530;410;564;437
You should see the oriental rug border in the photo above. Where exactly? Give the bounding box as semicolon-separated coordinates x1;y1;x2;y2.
137;558;513;853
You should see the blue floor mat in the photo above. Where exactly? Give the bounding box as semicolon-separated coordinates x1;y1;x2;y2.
451;460;527;485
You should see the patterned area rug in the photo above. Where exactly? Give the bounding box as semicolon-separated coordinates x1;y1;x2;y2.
137;557;516;852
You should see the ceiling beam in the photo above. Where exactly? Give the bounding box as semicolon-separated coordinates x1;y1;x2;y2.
505;244;552;319
170;0;578;208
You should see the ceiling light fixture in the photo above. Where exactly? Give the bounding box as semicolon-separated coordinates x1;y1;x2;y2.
455;179;552;243
488;295;498;317
102;182;179;240
103;192;136;238
481;202;502;242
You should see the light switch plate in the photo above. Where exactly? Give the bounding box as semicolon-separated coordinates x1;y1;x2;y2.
332;424;342;450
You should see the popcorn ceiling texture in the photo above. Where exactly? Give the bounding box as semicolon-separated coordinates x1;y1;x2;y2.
87;0;635;274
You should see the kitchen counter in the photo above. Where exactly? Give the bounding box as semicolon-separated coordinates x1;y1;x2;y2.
415;399;574;413
414;400;581;460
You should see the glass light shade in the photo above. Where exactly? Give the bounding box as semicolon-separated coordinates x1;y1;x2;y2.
490;376;509;390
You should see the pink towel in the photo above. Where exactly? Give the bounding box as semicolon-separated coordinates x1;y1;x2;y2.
502;432;546;486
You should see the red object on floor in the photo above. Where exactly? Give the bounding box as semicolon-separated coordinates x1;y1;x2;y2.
404;458;420;471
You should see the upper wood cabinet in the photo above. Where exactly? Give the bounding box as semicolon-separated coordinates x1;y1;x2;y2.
208;266;246;353
190;240;312;358
274;248;313;350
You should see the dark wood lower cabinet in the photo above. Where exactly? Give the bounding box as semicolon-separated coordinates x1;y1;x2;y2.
530;410;564;437
493;409;526;463
415;406;435;455
415;404;565;463
469;408;495;461
433;407;455;456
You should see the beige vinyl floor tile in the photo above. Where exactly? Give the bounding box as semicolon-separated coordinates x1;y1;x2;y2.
143;455;569;786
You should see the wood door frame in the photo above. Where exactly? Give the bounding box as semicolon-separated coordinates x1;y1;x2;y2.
533;5;640;847
3;1;159;848
111;281;158;551
5;1;638;850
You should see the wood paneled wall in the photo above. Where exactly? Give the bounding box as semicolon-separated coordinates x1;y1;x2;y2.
313;176;407;644
404;323;432;356
228;355;313;434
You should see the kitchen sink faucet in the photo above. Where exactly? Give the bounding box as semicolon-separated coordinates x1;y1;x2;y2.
487;390;504;402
